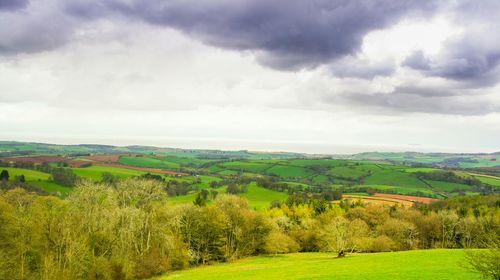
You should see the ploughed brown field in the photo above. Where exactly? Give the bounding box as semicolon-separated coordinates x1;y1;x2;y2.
1;155;67;164
1;155;91;168
82;154;123;162
95;163;187;176
373;193;439;204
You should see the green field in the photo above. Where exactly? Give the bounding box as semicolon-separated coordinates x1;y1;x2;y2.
158;249;480;280
426;180;471;192
472;174;500;187
329;166;368;179
2;167;51;181
31;180;73;194
241;183;288;209
119;156;180;169
267;165;315;178
221;161;273;173
1;167;72;194
168;182;287;209
71;165;152;180
364;170;428;189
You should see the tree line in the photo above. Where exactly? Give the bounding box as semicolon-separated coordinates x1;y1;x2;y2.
0;178;499;279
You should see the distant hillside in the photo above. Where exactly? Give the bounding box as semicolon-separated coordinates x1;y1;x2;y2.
1;141;499;168
344;151;500;168
0;141;309;160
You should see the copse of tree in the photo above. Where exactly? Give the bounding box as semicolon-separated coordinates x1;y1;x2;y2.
193;190;209;206
165;180;192;196
0;169;9;181
50;168;79;186
0;180;498;279
101;172;119;185
14;175;25;183
137;173;165;182
226;183;247;194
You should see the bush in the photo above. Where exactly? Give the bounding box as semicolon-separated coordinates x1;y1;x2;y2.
265;230;299;255
370;235;396;252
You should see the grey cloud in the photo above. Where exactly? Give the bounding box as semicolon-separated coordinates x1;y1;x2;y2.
0;0;75;55
0;0;440;70
330;57;395;79
0;0;28;10
404;41;500;82
393;86;458;97
403;0;500;85
65;0;439;70
338;91;499;116
403;51;431;71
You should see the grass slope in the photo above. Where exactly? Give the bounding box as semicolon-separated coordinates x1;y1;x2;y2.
241;183;288;209
167;183;287;209
364;170;428;189
158;249;480;280
1;167;72;194
119;156;180;169
71;165;153;180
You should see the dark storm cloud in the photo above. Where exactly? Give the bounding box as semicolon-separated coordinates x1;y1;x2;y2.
1;0;440;72
63;0;439;70
404;40;500;82
0;0;28;10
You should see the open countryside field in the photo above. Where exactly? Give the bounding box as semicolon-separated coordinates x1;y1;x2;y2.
1;167;73;194
168;183;287;209
471;174;500;187
119;156;181;170
2;150;499;205
158;249;480;280
240;182;288;209
70;165;155;180
364;170;428;189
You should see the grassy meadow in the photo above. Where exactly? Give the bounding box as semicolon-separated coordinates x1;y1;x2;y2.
158;249;480;280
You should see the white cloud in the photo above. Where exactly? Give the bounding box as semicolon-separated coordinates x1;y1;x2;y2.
0;2;499;153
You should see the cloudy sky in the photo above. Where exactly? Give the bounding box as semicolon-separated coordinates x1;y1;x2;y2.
1;0;499;154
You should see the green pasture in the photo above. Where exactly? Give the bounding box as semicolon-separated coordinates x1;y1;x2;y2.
70;165;152;180
267;165;315;178
472;175;500;187
426;180;471;192
364;170;428;189
220;161;273;173
240;183;288;209
329;166;367;179
0;167;72;194
119;156;180;169
167;183;287;210
159;249;480;280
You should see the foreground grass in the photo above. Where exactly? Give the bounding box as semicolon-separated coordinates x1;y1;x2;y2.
158;249;480;280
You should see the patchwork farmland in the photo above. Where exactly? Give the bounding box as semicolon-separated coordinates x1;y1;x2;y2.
1;143;498;207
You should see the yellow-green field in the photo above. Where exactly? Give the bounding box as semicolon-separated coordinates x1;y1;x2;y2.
158;249;480;280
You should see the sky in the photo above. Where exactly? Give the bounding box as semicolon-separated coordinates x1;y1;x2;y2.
0;0;499;154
